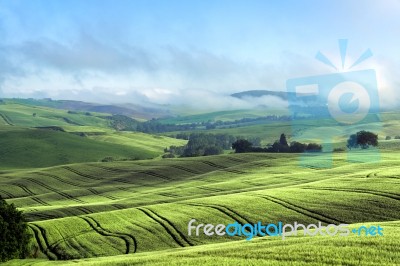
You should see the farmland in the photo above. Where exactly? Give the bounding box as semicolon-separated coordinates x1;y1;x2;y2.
2;151;400;265
0;100;399;265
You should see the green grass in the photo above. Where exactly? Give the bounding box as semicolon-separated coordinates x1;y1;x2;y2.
1;151;399;264
1;101;400;265
0;102;187;168
0;102;109;128
0;127;167;169
5;220;399;265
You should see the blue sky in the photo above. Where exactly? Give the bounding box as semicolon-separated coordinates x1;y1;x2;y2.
0;0;399;108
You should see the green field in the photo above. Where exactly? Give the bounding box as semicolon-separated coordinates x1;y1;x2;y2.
2;151;399;265
0;102;186;168
0;101;399;265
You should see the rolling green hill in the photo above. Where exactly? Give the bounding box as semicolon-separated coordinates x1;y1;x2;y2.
1;99;399;265
0;101;187;168
0;127;160;169
1;152;399;265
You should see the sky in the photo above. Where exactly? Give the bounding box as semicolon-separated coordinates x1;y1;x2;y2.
0;0;399;109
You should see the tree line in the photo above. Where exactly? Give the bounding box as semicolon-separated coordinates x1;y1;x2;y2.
232;133;322;153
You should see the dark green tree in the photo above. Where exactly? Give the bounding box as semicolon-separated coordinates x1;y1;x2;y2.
347;131;378;150
0;196;31;262
279;133;288;146
232;139;253;153
356;130;378;149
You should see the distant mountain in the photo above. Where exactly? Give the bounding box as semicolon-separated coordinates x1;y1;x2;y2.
231;90;296;100
230;90;319;103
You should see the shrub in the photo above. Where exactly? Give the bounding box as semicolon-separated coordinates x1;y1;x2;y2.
0;196;31;262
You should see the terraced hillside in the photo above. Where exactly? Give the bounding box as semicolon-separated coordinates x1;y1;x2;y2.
2;152;399;265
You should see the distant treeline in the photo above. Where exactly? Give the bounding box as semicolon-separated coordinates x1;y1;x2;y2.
164;133;238;158
232;134;322;153
163;133;322;158
106;114;292;133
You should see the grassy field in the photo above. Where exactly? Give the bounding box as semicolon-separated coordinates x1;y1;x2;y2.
0;102;186;168
1;100;399;265
1;151;399;265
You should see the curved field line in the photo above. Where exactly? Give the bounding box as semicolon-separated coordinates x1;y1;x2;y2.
185;203;251;226
112;204;125;210
76;206;92;214
138;171;172;181
87;216;137;253
223;156;248;163
63;166;103;181
201;161;245;174
0;189;14;198
87;188;118;200
28;213;57;221
197;186;223;193
89;164;131;173
256;194;344;224
12;183;35;196
80;216;137;254
168;165;201;175
0;113;14;126
35;172;82;187
300;187;400;201
29;224;60;260
201;161;227;169
138;207;192;247
29;224;53;260
26;178;85;204
31;196;50;206
158;192;179;198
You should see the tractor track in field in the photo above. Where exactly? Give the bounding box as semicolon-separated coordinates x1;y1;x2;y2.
112;204;125;210
29;224;60;260
87;188;118;200
256;194;344;224
80;216;137;254
13;183;35;196
300;187;400;201
26;178;85;204
90;164;132;174
63;166;103;181
197;186;223;193
138;171;172;181
168;165;201;175
158;192;179;198
138;207;193;247
201;161;246;174
76;206;93;214
29;213;57;221
185;203;252;225
31;196;50;206
0;113;14;125
35;172;82;187
0;189;14;198
223;156;248;163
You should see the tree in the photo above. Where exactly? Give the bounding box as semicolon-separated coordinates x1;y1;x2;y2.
306;143;322;152
356;130;378;149
289;141;307;153
279;133;288;146
347;131;378;150
232;139;253;153
0;196;31;262
347;134;359;150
